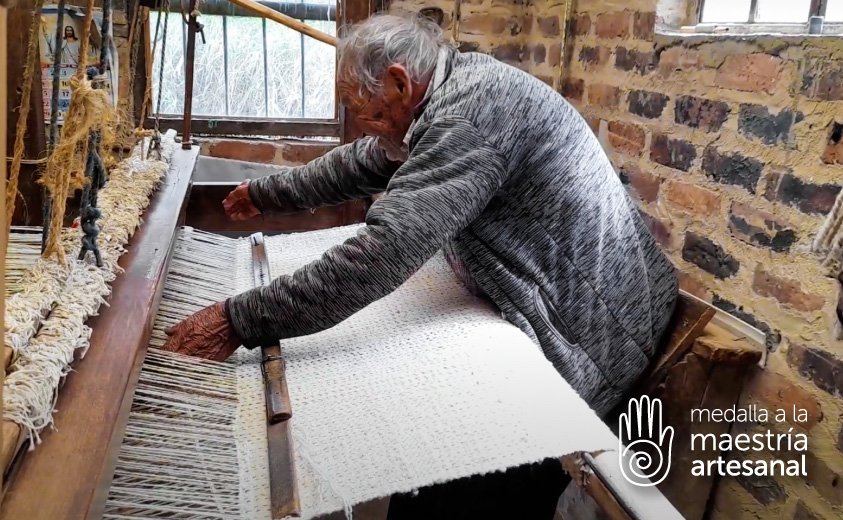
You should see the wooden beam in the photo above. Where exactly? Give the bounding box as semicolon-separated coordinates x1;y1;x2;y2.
340;0;373;145
225;0;337;46
145;116;340;138
1;1;7;495
0;147;200;520
185;184;366;235
5;0;46;226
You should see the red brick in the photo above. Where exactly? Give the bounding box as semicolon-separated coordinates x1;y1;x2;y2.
207;140;277;163
493;43;525;64
767;171;842;215
658;47;702;77
822;122;843;164
714;53;783;94
588;84;620;108
752;266;825;312
532;44;546;64
682;232;740;279
561;78;585;102
579;46;611;68
461;13;531;37
640;211;672;247
650;134;696;172
573;13;591;36
277;141;335;165
584;116;601;135
802;58;843;101
621;164;660;202
537;15;560;37
633;11;655;40
744;370;823;429
727;201;797;252
615;47;657;75
607;121;646;156
664;181;721;216
787;343;843;398
595;11;630;39
548;43;562;68
674;95;730;132
675;270;708;300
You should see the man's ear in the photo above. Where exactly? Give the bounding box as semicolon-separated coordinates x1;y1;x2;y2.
384;64;413;107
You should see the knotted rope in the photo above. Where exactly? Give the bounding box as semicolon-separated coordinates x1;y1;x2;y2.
39;0;116;263
6;0;46;236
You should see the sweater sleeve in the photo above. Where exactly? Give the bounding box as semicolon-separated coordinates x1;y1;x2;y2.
227;116;508;348
247;136;400;214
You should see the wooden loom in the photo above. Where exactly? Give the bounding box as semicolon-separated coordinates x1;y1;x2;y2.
0;1;766;519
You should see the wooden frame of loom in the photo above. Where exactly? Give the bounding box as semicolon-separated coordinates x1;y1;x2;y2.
0;146;200;520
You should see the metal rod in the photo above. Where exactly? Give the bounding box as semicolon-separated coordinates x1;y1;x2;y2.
263;18;269;117
300;31;305;118
223;15;229;116
182;0;199;149
748;0;759;23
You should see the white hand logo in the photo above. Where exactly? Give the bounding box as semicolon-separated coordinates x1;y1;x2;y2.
618;395;674;487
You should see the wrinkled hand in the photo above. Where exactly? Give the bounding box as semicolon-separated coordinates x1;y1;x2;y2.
223;181;261;221
162;302;242;361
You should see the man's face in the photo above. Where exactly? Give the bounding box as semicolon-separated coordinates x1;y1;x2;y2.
338;64;417;153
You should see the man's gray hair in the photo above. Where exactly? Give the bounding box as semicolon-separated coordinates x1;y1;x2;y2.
338;14;446;95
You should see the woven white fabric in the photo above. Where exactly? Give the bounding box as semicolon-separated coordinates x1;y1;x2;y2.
236;225;617;520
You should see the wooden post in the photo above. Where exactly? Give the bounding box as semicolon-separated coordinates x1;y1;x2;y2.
1;0;8;495
4;0;46;226
181;0;198;150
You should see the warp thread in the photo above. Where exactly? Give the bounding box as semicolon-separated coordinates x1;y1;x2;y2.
6;0;46;237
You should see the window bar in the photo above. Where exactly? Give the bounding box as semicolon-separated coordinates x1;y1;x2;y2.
263;18;269;117
748;0;759;23
300;30;306;118
223;15;230;116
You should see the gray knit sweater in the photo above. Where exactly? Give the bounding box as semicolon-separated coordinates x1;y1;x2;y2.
227;48;677;416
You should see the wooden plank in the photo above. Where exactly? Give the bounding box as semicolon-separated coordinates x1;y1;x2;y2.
652;351;711;520
226;0;337;46
145;116;340;138
640;294;715;395
250;233;300;517
1;422;20;476
0;147;199;520
5;0;46;226
339;0;373;144
1;7;7;496
693;335;763;365
562;455;635;520
185;183;367;235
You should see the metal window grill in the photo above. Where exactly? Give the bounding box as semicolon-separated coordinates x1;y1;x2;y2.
699;0;840;23
152;0;336;120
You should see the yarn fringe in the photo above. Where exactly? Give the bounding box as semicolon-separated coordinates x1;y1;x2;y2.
3;131;178;444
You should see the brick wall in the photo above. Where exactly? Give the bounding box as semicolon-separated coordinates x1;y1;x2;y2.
198;138;337;166
559;1;843;519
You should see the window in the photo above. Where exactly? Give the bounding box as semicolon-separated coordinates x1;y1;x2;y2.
149;0;337;123
700;0;843;27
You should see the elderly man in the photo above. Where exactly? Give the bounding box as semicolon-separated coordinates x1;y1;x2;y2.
164;13;677;519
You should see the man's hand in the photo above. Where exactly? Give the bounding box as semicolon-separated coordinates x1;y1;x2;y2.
223;181;261;221
161;302;242;361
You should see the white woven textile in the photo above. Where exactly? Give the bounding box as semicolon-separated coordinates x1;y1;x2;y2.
235;225;617;520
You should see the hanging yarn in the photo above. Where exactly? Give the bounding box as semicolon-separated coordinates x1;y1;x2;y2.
6;0;47;236
39;0;116;263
